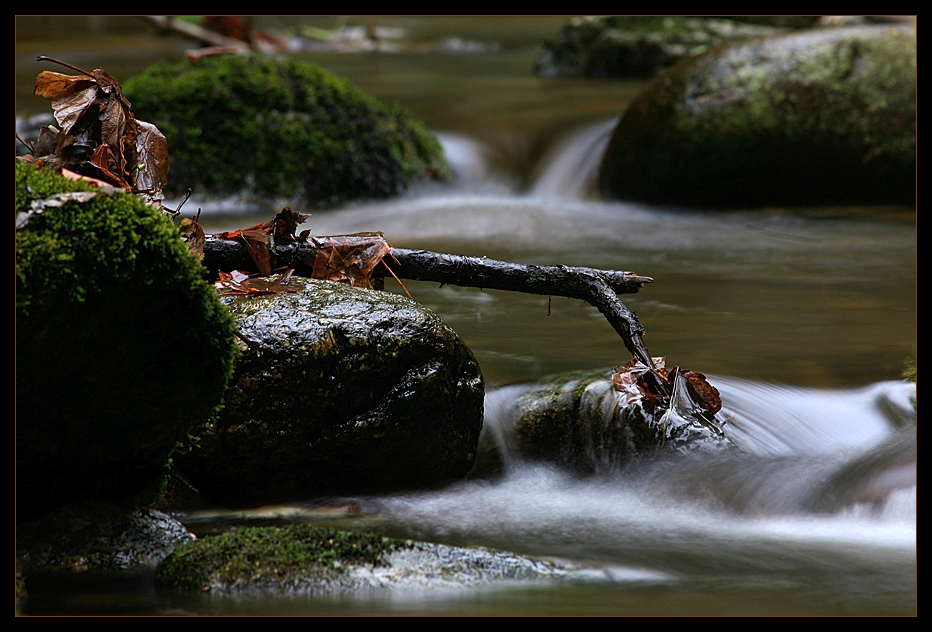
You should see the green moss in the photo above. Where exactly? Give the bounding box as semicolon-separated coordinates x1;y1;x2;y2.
15;159;98;215
16;160;238;519
123;54;449;207
155;524;410;591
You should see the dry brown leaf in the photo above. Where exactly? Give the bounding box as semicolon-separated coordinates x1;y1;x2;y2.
309;232;393;289
215;269;304;296
180;218;206;259
33;71;98;134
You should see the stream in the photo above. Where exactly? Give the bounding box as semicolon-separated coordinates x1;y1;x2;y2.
16;17;916;616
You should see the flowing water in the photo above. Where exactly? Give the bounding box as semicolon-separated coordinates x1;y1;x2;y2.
16;17;916;616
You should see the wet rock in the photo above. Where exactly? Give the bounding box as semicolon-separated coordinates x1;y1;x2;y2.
154;523;575;594
598;25;916;208
122;54;449;208
17;502;194;578
174;279;485;505
479;369;732;477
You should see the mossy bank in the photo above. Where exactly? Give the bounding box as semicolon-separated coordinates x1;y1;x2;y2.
123;54;450;207
15;160;237;521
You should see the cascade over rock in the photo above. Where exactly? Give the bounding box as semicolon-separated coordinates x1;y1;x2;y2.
473;369;733;477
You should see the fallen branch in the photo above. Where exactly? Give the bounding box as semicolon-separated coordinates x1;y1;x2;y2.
377;248;656;370
140;16;252;51
201;235;659;372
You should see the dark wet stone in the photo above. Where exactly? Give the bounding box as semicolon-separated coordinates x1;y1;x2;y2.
17;502;194;576
174;279;484;505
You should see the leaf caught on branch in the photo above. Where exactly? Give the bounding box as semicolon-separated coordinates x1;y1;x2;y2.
33;70;99;134
273;206;309;243
217;223;273;276
612;357;723;431
309;232;394;289
179;218;206;259
216;207;310;276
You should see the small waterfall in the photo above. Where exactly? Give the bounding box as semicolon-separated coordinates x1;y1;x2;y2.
435;119;618;201
478;377;916;518
715;377;917;455
434;131;491;185
528;118;618;200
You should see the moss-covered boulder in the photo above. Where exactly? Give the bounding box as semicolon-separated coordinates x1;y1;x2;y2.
598;25;917;208
15;161;237;522
536;16;787;78
173;278;484;506
122;54;449;207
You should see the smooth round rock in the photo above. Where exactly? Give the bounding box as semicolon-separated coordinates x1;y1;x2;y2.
175;279;484;505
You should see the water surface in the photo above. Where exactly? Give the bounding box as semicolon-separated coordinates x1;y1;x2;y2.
16;16;916;616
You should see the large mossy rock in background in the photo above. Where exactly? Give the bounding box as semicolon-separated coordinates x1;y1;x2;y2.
123;54;449;207
598;25;917;209
173;279;484;506
535;16;787;78
15;161;237;522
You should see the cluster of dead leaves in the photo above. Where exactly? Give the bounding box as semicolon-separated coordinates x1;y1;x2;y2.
613;356;722;426
205;206;407;298
212;206;311;277
308;232;402;291
215;268;305;297
18;57;168;205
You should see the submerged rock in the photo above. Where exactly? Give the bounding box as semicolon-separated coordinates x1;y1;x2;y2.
174;279;484;506
476;367;732;477
123;54;449;207
598;24;917;208
154;523;574;595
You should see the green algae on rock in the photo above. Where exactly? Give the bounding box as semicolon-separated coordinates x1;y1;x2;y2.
155;524;405;592
123;54;449;207
598;25;916;208
155;523;574;594
173;278;485;506
15;160;238;522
